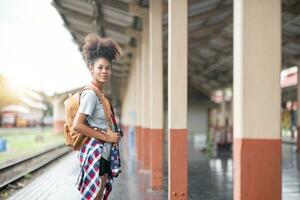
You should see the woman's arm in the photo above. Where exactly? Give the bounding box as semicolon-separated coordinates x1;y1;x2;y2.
73;112;121;143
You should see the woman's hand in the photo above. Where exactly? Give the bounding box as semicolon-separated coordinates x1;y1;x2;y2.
105;128;121;143
106;132;121;143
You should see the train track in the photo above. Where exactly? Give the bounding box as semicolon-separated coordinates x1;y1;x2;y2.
0;144;70;189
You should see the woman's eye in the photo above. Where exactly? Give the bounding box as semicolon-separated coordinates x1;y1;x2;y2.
98;66;111;71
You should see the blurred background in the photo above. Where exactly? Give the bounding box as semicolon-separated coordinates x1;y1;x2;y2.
0;0;299;199
0;0;92;167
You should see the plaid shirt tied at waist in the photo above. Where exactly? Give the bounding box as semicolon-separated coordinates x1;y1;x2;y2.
76;127;121;200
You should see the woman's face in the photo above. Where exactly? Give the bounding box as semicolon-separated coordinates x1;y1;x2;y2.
89;57;112;83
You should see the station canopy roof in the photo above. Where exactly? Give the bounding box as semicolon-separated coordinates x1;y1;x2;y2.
52;0;300;101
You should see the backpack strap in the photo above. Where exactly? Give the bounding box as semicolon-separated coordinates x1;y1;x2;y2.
109;101;123;136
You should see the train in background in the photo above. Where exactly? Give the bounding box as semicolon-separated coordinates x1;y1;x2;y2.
1;104;52;128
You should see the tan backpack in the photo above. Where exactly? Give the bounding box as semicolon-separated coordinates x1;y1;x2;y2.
63;85;112;150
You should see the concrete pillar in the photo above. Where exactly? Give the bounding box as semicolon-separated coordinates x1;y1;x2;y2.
297;68;300;152
233;0;281;199
141;16;150;170
139;37;145;167
227;100;233;143
218;100;226;144
53;95;66;134
168;0;188;199
209;108;218;147
219;100;226;127
210;108;218;128
149;0;163;190
135;43;143;160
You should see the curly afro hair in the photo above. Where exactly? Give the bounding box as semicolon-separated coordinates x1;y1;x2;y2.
82;33;122;66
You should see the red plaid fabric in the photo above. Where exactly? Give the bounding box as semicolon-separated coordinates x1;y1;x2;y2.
76;138;115;200
110;105;122;178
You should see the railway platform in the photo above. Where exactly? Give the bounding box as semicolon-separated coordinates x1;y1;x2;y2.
7;152;80;200
5;137;300;200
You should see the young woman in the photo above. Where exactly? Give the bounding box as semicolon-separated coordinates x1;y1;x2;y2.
73;33;122;200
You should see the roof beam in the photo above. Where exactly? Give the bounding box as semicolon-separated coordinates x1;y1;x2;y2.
189;15;232;38
188;76;211;96
128;4;148;18
102;21;141;39
53;1;141;39
189;4;232;25
102;0;148;18
202;55;232;75
53;0;94;16
284;1;300;16
284;36;300;45
283;14;300;29
188;29;232;52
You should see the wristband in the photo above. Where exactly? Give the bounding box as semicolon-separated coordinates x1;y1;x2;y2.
92;127;109;142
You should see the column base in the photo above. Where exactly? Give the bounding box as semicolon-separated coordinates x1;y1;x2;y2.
136;126;142;160
150;129;164;190
142;128;150;170
168;129;188;200
234;138;281;200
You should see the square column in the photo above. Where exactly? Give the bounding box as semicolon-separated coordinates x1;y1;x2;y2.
149;0;164;190
297;68;300;152
135;43;143;160
233;0;281;199
168;0;188;199
141;16;151;170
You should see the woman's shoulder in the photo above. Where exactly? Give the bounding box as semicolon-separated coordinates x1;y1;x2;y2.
81;89;96;96
80;89;97;101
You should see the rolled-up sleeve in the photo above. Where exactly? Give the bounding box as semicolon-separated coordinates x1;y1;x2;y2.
78;90;97;116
